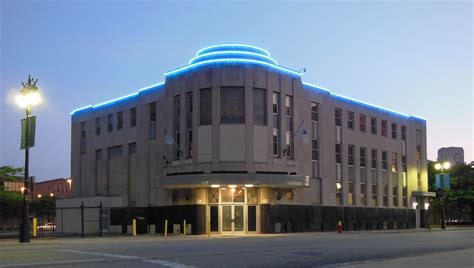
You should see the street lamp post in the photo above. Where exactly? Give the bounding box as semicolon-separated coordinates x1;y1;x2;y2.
434;161;451;230
16;75;41;243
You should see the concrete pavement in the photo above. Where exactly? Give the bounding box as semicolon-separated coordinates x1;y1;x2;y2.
0;229;473;267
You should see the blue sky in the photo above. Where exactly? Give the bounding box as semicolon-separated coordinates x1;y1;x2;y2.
1;0;472;181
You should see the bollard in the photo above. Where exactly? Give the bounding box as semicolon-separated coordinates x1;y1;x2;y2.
132;219;137;237
164;220;168;237
183;220;186;237
32;218;37;238
337;221;343;234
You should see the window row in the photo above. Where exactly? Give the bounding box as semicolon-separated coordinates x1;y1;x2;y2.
337;145;407;172
336;109;407;141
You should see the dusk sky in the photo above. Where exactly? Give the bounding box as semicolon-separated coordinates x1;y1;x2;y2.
1;1;472;181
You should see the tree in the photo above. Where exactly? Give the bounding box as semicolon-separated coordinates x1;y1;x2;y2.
428;162;474;225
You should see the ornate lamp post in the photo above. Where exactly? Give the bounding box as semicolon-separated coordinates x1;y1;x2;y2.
16;75;41;243
434;161;450;230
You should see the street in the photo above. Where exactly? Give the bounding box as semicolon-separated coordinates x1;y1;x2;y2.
0;230;473;267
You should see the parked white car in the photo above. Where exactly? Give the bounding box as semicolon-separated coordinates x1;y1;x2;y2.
37;223;56;231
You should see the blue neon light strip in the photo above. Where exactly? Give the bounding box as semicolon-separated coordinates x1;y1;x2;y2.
165;58;302;78
302;82;426;121
196;44;271;57
189;51;278;65
70;82;165;115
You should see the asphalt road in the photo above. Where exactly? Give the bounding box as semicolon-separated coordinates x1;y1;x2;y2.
0;230;473;267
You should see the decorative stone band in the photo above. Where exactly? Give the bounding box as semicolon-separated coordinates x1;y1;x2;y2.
155;173;309;189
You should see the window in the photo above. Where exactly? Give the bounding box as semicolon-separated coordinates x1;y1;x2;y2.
130;107;137;127
311;102;319;121
391;123;397;139
273;129;280;157
359;114;366;132
117;111;123;130
381;120;387;137
401;125;406;141
336;182;342;205
402;155;407;172
285;96;293;158
348;182;354;205
221;87;245;124
80;121;86;154
253;88;266;125
393;186;398;207
402;187;407;207
360;147;366;168
371;149;377;169
360;183;366;205
200;88;212;125
348;145;355;166
272;92;280;157
186;92;193;158
382;184;388;206
335;108;342;127
311;139;319;161
107;114;113;132
370;117;377;134
174;95;181;159
95;117;101;135
149;102;156;140
335;144;342;164
371;184;377;206
391;152;398;172
347;111;354;129
382;151;388;170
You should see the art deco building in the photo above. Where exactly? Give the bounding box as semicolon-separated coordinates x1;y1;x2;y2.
58;44;431;234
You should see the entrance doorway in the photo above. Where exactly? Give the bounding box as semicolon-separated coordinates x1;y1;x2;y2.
207;186;259;234
222;205;244;232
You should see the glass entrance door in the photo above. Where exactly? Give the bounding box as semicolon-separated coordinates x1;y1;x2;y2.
222;205;244;233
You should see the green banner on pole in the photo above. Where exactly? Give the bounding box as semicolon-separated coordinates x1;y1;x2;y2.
20;116;36;149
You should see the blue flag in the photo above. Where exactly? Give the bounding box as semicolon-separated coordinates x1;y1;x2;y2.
435;174;442;189
444;173;450;189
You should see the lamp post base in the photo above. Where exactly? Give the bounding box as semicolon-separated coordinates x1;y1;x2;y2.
19;221;30;243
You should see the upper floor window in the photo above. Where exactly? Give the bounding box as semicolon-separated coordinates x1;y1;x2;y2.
149;102;156;122
392;152;398;172
80;121;86;138
200;88;212;125
382;151;388;170
348;144;355;166
107;114;113;132
285;95;292;117
360;147;366;168
381;120;388;137
359;114;366;132
370;117;377;135
130;107;137;127
221;87;245;124
335;144;342;164
95;117;101;135
253;88;266;125
175;95;181;118
117;111;123;130
401;125;407;141
335;108;342;127
273;92;279;116
311;102;319;122
391;123;398;139
149;102;156;140
371;149;377;169
347;111;354;129
186;92;193;128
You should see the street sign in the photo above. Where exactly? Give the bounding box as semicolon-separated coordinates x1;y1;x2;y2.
20;116;36;149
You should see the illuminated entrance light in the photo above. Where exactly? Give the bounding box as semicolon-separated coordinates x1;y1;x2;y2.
228;185;237;188
211;184;220;188
244;184;254;188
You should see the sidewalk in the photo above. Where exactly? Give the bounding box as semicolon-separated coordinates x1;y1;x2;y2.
342;248;474;268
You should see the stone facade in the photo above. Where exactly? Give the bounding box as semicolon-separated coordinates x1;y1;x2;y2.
58;44;430;234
